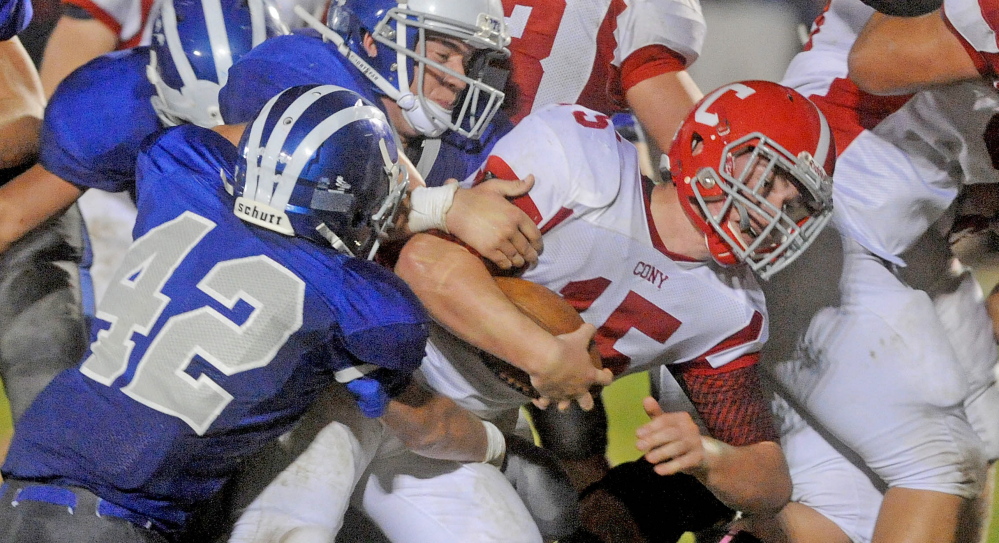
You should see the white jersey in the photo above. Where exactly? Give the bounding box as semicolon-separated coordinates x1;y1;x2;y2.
420;104;767;416
782;0;999;265
942;0;999;70
501;0;706;122
65;0;161;48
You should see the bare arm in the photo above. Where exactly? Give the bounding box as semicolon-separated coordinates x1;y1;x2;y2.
849;11;979;95
626;69;702;154
636;396;791;516
395;233;612;404
39;15;117;98
0;164;84;253
380;381;491;462
0;37;44;168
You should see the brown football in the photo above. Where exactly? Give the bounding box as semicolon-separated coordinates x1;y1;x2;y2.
481;276;603;398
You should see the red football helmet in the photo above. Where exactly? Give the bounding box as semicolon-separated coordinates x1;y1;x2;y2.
666;80;835;279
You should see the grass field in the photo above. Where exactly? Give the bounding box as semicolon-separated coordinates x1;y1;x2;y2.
1;355;997;542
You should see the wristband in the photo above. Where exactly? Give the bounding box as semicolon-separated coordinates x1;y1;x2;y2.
482;420;506;468
407;183;459;233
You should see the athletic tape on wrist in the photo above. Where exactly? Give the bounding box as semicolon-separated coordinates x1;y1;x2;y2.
408;183;459;233
482;420;506;468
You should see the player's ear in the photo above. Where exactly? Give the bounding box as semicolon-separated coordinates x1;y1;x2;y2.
362;32;378;58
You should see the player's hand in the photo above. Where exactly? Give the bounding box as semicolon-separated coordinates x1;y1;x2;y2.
445;176;543;270
635;397;709;476
530;323;613;411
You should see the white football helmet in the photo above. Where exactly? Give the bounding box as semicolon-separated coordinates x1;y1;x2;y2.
313;0;510;140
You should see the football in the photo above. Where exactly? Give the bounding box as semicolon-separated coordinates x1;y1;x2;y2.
481;277;603;398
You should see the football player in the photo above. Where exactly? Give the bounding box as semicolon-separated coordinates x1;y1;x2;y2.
0;0;88;439
0;0;288;424
0;84;519;543
500;0;706;153
218;0;516;189
381;80;835;542
498;0;710;496
731;1;999;542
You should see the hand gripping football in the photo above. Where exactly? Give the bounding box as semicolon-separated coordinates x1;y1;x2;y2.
481;277;603;398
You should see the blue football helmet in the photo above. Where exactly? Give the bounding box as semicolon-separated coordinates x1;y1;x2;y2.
147;0;288;128
309;0;509;140
233;84;409;259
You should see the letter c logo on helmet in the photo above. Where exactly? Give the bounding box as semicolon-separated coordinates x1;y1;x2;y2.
693;83;757;128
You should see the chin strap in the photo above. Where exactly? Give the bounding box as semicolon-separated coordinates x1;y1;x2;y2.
294;6;451;137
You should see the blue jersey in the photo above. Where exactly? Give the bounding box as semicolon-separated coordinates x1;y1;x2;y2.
3;125;429;534
39;47;161;193
0;0;31;40
219;30;511;187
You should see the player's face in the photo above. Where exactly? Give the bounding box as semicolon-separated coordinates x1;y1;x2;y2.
415;35;474;112
708;150;809;251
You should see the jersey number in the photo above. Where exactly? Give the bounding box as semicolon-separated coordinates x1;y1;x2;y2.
506;1;609;117
80;212;305;435
561;277;681;374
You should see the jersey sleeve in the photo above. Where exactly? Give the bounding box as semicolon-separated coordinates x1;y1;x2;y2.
615;0;706;78
63;0;153;48
39;48;162;193
220;32;375;124
941;0;999;79
671;362;778;446
335;258;430;377
0;0;31;41
468;104;628;231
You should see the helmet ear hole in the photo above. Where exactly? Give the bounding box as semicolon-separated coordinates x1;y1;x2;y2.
690;133;704;157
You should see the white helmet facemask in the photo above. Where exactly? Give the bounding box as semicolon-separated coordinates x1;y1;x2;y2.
296;2;508;140
378;6;508;139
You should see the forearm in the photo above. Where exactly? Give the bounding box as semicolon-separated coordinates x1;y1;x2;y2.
849;11;978;94
693;439;790;517
627;70;702;153
0;38;44;168
395;233;559;375
39;16;117;98
0;164;84;253
381;382;491;462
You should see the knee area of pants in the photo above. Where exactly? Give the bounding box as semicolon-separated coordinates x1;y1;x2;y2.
875;445;988;500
